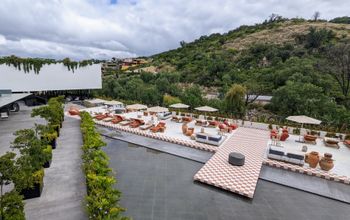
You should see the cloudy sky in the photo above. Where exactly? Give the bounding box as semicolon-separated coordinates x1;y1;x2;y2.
0;0;348;60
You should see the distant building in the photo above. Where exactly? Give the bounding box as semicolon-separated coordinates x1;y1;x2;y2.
246;95;272;105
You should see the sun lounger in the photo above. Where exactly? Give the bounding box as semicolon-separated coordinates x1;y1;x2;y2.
324;137;340;149
111;115;125;124
140;123;154;130
151;122;166;133
129;119;145;128
119;120;131;126
304;134;317;144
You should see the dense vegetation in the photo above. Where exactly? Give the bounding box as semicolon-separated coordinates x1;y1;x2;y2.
0;55;101;74
0;97;64;220
80;112;129;220
98;16;350;132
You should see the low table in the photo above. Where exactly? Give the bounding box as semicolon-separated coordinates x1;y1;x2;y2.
228;152;245;166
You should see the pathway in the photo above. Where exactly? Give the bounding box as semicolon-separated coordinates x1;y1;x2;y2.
194;127;269;198
24;116;87;220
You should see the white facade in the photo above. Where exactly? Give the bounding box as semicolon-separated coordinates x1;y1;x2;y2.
0;63;102;92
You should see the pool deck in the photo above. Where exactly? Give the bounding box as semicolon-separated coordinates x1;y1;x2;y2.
194;127;269;198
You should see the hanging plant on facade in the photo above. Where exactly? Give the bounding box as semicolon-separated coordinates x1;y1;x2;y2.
0;55;101;74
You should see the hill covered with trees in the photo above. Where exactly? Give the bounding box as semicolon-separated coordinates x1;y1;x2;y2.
98;15;350;132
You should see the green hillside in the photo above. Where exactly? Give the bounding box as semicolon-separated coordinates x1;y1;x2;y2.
99;16;350;132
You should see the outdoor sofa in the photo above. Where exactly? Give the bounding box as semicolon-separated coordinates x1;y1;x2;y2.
267;145;305;166
195;133;224;146
158;112;172;120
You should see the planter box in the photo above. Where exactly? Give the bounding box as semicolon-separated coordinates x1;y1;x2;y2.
43;159;52;168
50;139;57;149
20;182;43;200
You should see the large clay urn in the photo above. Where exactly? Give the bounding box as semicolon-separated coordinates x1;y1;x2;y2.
182;122;188;134
307;151;320;168
319;157;334;171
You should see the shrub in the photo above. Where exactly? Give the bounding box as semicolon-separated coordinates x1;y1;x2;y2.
325;132;336;138
80;112;129;220
0;190;25;220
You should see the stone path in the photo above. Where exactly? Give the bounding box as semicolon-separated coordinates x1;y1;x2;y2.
194;127;269;198
24;117;87;220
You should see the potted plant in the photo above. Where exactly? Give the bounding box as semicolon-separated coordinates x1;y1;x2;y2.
19;169;44;200
268;123;273;130
43;146;52;168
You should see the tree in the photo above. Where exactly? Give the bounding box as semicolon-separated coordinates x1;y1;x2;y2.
163;95;181;106
323;43;350;98
181;85;203;108
312;11;320;21
224;84;246;118
305;27;335;49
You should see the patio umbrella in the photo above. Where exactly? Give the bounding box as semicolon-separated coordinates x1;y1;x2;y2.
195;106;218;112
126;104;147;110
195;106;218;120
169;103;189;109
147;106;169;113
286;115;322;142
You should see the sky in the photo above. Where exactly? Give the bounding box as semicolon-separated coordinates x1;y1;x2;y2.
0;0;349;60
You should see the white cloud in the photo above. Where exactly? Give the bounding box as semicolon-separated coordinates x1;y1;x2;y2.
0;0;348;60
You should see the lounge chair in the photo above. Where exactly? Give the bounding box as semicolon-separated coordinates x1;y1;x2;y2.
140;123;154;130
324;137;340;149
111;115;125;124
224;120;238;130
129;119;145;128
119;120;131;126
151;122;166;133
95;113;110;120
304;134;317;144
208;120;219;128
219;123;232;133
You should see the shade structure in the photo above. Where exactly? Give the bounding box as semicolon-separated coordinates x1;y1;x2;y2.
169;103;189;109
286;115;321;125
147;106;169;113
195;106;218;112
104;100;123;106
126;104;147;110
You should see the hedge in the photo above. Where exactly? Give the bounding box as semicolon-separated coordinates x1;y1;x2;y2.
80;112;129;220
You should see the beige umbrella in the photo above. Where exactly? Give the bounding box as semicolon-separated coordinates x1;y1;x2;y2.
147;106;169;113
286;115;321;142
195;106;218;112
169;103;189;109
104;100;123;106
195;106;218;120
126;104;147;110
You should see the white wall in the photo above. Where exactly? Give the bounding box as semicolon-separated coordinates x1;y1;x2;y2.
0;63;102;92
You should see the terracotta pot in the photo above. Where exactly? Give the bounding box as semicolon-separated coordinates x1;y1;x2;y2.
324;153;332;159
182;122;188;134
307;151;320;168
319;157;334;171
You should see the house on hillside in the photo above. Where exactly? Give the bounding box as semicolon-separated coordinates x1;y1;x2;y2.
246;95;272;105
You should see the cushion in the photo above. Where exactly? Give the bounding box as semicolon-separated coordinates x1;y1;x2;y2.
196;134;207;139
286;153;304;160
269;148;285;156
208;135;222;142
